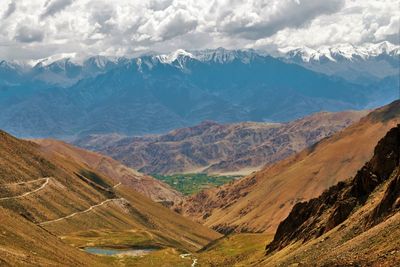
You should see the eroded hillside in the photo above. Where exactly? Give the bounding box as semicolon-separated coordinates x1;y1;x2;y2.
76;110;367;175
259;124;400;266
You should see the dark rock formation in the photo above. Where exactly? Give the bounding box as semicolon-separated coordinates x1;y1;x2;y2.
266;124;400;253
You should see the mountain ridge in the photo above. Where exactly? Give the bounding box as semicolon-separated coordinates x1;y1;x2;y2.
75;110;367;175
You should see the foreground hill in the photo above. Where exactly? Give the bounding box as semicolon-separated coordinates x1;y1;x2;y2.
0;206;102;266
35;139;182;206
0;130;219;265
75;110;366;175
179;100;400;234
260;124;400;266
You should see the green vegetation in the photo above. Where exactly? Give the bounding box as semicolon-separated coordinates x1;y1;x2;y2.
62;229;161;249
196;233;273;266
153;173;241;195
91;233;273;266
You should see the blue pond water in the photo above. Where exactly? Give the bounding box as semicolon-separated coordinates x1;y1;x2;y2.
84;247;156;257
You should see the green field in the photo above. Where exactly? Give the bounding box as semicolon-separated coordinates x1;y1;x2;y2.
152;173;241;195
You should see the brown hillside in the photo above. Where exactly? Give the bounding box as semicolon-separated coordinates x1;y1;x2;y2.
0;130;220;266
35;139;183;205
180;100;400;234
259;124;400;266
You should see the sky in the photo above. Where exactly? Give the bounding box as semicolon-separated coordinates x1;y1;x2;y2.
0;0;399;60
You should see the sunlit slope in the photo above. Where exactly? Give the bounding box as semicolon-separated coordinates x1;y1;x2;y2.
0;130;220;266
258;125;400;266
0;207;104;267
181;100;400;234
35;139;183;205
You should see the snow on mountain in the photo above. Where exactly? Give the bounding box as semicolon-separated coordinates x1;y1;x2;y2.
157;49;194;64
280;41;400;63
1;42;398;87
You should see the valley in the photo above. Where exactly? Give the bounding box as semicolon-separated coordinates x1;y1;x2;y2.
0;130;220;265
153;173;242;195
0;101;399;266
0;9;398;264
0;0;400;267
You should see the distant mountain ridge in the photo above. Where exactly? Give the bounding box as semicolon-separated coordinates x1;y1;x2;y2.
75;110;367;175
279;41;400;83
0;43;398;138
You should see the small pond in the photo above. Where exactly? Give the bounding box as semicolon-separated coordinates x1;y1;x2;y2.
84;247;157;257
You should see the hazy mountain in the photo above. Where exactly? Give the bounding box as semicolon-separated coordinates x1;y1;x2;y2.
0;44;398;138
74;110;367;175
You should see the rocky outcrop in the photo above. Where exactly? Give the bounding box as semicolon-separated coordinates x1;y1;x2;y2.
266;124;400;253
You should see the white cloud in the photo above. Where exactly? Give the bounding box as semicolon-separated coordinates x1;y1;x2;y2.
0;0;398;60
252;0;400;49
15;23;44;43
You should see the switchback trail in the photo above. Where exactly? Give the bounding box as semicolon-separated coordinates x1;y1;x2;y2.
0;177;50;201
39;198;124;225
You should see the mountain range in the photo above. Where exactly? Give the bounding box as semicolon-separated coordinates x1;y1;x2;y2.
75;110;367;175
0;42;398;138
279;41;399;84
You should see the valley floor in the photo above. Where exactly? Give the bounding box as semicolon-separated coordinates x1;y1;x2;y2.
61;232;273;267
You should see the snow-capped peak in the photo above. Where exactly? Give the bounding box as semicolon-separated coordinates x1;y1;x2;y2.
30;53;82;68
363;41;398;56
280;41;399;63
157;49;194;64
0;60;23;71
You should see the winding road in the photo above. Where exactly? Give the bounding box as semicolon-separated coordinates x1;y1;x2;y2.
39;198;124;225
180;253;198;267
0;177;50;201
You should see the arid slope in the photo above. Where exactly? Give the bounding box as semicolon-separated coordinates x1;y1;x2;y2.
259;124;400;266
0;130;220;266
180;100;400;234
35;139;182;205
75;110;367;175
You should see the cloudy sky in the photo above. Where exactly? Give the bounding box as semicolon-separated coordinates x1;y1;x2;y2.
0;0;399;60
